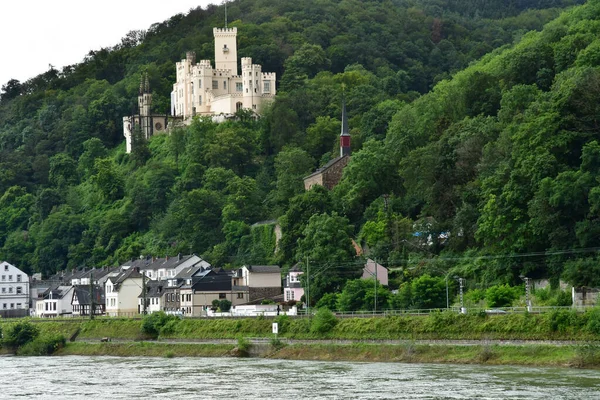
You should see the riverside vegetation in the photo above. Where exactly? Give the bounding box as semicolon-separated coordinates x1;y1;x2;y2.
1;0;600;311
2;310;600;367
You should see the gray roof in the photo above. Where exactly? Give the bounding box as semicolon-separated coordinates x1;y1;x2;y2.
245;265;281;274
303;155;348;180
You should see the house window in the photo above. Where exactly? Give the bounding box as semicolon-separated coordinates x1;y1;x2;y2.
16;287;22;294
291;291;295;300
53;303;56;311
236;82;243;92
219;293;226;299
4;265;7;271
3;303;6;309
45;303;49;311
8;275;12;281
1;275;4;281
237;293;243;299
188;294;192;302
264;81;271;93
16;303;21;308
212;80;218;89
8;287;12;293
10;303;15;309
16;275;21;282
1;288;5;293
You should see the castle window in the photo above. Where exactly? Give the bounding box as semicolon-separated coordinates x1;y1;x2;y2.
223;80;227;90
236;102;243;111
236;82;243;92
212;80;218;89
198;95;202;105
264;81;271;93
198;80;201;89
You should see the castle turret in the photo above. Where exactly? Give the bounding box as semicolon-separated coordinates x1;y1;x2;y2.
214;27;238;75
340;97;351;157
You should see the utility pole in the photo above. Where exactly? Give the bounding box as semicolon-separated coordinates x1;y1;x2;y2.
306;256;310;318
374;258;378;315
89;270;94;320
142;270;147;315
520;275;532;312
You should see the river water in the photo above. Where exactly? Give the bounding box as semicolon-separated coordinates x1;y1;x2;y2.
1;356;599;399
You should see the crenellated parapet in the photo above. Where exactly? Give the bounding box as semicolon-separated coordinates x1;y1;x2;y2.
213;27;237;35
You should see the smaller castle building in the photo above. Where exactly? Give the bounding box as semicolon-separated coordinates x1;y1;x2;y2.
122;75;173;153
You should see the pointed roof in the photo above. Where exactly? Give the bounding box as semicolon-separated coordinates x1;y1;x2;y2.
340;95;350;137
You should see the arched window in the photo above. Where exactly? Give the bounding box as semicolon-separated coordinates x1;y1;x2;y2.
236;102;243;111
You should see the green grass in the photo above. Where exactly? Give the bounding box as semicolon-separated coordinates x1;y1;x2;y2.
57;342;236;357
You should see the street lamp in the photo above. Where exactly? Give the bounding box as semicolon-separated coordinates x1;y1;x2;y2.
520;275;532;312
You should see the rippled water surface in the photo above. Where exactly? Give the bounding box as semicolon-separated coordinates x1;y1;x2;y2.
1;356;599;399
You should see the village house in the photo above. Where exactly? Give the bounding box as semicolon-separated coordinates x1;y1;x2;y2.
72;285;105;317
138;280;165;314
105;268;144;317
190;268;245;316
284;264;304;303
41;286;74;318
362;259;389;286
235;265;282;303
0;261;30;318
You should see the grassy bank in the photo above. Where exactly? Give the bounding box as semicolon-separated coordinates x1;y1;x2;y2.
51;341;600;368
3;309;600;342
56;342;236;358
271;343;600;368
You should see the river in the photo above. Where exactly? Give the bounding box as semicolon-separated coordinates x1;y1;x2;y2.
1;356;599;399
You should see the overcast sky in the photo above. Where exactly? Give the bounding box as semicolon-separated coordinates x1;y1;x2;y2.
0;0;218;87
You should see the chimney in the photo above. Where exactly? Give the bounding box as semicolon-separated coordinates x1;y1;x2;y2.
166;254;169;261
178;253;182;261
152;256;156;263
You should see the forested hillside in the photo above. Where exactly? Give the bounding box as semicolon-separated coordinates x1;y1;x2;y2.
0;0;596;306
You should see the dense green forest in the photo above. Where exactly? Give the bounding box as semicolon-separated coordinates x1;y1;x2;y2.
0;0;597;308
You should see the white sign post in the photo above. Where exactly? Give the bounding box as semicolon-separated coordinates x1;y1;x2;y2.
272;322;278;335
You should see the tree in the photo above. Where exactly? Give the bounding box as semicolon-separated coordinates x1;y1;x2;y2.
336;278;390;312
296;212;359;304
273;147;315;209
3;321;39;349
0;79;22;102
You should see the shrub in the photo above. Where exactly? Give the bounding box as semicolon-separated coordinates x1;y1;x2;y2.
274;314;291;334
315;292;339;310
219;299;232;312
141;312;179;338
18;334;66;356
236;337;251;356
3;321;39;349
586;308;600;335
310;308;338;335
486;284;518;308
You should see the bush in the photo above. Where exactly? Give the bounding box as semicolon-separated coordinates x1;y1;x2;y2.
219;299;232;312
486;284;519;308
315;292;339;310
236;337;251;356
586;308;600;335
274;314;291;334
18;334;66;356
3;321;39;349
310;308;338;334
141;312;179;338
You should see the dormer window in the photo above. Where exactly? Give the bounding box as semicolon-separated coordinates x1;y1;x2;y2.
223;44;229;53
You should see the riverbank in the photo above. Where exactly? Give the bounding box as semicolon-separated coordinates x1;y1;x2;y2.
53;340;600;369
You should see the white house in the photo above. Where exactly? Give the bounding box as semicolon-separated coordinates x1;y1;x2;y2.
284;264;304;303
105;268;144;317
41;285;74;318
0;261;30;317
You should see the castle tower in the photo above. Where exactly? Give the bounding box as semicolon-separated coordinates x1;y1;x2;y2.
340;97;351;157
214;27;238;75
138;73;152;118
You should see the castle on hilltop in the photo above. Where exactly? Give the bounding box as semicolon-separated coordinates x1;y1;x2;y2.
171;27;276;119
123;27;276;153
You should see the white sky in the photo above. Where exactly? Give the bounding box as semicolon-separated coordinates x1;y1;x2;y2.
0;0;218;87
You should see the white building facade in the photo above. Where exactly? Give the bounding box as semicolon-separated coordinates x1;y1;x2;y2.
0;261;30;316
171;27;276;119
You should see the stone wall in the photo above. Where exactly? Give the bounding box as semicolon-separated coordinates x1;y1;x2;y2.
322;156;349;190
249;286;282;302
